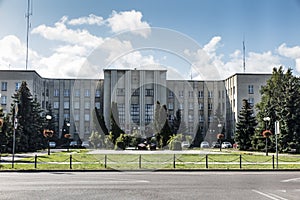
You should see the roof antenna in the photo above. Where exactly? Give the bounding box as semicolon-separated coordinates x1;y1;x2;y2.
25;0;33;70
243;36;246;73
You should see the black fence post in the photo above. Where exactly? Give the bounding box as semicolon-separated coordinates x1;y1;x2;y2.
205;155;208;169
70;155;72;169
272;155;275;169
34;154;37;169
240;155;242;169
139;155;142;169
104;155;107;168
173;154;176;169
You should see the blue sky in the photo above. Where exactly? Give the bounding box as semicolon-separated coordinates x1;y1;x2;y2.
1;0;300;79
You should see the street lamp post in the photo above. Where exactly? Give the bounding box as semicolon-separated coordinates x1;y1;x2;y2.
263;117;271;156
67;122;70;150
217;123;223;151
45;115;53;155
12;103;18;168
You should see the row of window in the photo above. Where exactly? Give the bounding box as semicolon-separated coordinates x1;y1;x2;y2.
53;89;101;97
169;90;213;98
118;104;154;124
118;88;154;96
168;102;213;110
52;101;101;110
1;82;21;91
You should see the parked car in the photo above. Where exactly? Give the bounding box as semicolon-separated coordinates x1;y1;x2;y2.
69;141;78;148
181;141;190;149
81;141;90;148
211;141;221;148
200;141;210;148
49;141;56;148
222;142;232;148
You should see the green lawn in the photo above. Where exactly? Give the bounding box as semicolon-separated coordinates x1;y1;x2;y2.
1;149;300;170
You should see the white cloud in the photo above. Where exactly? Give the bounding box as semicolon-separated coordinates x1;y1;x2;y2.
277;43;300;73
0;35;39;69
68;14;104;26
184;36;282;80
31;16;103;48
107;10;151;38
203;36;222;54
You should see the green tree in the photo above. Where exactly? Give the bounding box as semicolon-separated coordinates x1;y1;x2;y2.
9;81;46;152
168;134;182;150
253;67;300;152
89;131;102;149
235;99;257;150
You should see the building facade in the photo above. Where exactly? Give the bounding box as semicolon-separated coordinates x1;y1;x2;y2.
0;69;271;143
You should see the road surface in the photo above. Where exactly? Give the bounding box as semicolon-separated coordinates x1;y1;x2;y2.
0;171;299;200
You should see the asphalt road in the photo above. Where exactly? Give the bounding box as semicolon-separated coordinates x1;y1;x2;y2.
0;171;299;200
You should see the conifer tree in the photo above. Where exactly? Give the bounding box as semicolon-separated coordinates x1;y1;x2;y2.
235;99;257;150
9;81;45;152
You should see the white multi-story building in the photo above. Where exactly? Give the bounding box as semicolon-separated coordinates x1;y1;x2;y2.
0;69;271;143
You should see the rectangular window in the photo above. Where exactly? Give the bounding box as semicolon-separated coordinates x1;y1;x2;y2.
179;103;183;110
54;89;59;97
168;103;174;110
132;88;140;96
1;95;7;105
188;114;193;122
145;104;154;124
118;104;125;124
188;126;193;134
74;102;80;109
248;85;254;94
179;91;184;98
117;88;125;96
84;101;90;109
95;102;101;109
208;91;213;98
53;102;59;109
64;89;70;97
84;114;90;121
64;113;70;120
1;82;7;91
168;91;174;98
85;89;90;97
131;104;140;123
198;91;204;98
75;89;80;97
95;90;101;97
208;103;213;110
74;114;80;121
145;89;154;96
248;98;254;107
188;91;193;98
189;102;193;110
15;82;21;91
64;102;70;109
199;103;204;110
199;115;204;122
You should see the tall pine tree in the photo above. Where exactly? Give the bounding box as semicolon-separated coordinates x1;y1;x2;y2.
235;99;257;150
10;81;46;152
